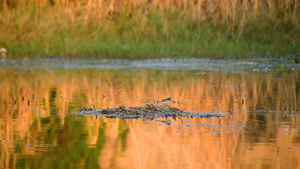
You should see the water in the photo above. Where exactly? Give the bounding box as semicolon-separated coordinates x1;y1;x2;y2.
0;58;299;169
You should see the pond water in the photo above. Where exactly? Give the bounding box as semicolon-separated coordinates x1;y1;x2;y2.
0;58;299;169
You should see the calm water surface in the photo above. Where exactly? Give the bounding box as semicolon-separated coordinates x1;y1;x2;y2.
0;58;299;169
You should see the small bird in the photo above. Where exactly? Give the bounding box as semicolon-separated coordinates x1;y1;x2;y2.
158;97;171;104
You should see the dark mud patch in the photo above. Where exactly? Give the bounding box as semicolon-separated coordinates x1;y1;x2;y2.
78;104;223;119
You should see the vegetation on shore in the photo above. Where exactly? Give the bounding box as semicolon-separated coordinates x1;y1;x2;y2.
0;0;299;58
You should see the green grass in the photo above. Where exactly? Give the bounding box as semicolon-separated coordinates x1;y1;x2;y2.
0;5;299;58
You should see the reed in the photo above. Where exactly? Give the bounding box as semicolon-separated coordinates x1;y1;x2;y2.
0;0;299;58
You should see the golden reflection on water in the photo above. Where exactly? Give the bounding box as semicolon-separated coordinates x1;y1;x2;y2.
0;68;299;169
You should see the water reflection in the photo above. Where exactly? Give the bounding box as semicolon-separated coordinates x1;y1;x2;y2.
0;65;299;168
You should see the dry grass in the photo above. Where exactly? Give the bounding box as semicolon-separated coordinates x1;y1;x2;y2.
0;0;299;57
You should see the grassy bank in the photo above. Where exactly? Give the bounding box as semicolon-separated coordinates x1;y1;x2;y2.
0;0;299;58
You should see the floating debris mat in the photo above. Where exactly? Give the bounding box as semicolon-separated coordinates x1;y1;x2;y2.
79;104;223;119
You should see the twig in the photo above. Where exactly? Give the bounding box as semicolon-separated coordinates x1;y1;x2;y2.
12;90;16;104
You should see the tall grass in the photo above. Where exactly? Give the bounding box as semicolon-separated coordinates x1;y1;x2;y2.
0;0;299;58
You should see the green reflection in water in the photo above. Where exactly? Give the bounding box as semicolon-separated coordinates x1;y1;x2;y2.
49;88;57;116
8;114;107;169
118;120;130;152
